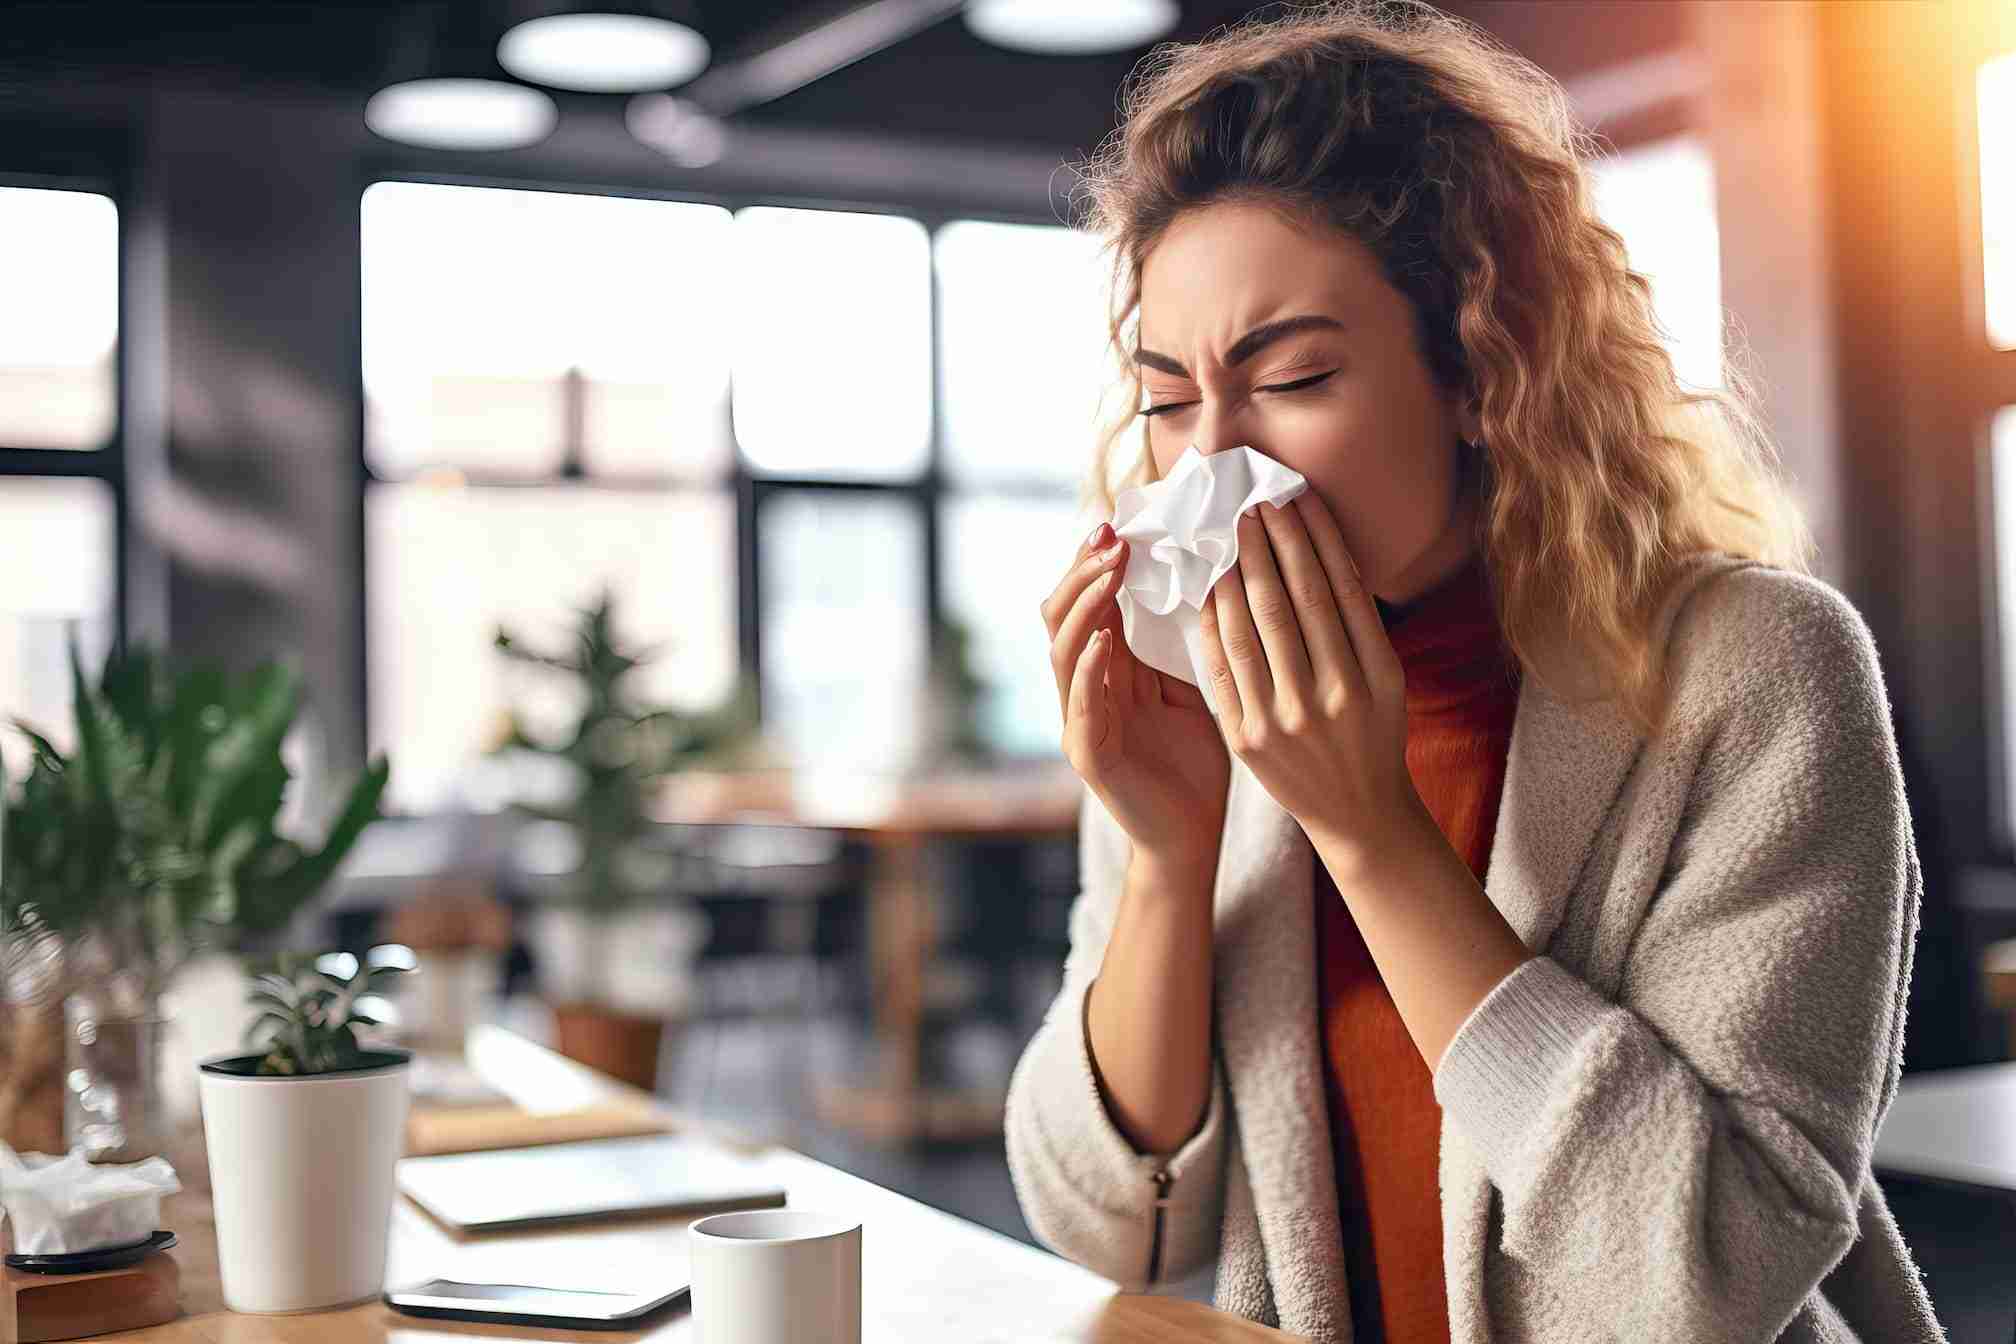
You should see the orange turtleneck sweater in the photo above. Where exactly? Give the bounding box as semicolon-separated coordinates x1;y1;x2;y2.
1315;547;1520;1344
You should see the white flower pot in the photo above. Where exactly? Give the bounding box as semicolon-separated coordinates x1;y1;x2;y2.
530;906;597;1006
602;907;707;1018
406;950;502;1048
532;906;707;1018
197;1050;412;1313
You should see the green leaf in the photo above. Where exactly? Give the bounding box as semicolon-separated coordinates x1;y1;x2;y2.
69;637;120;811
239;756;387;935
10;722;67;775
187;663;299;846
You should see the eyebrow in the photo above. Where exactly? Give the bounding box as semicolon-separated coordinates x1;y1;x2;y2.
1133;314;1346;378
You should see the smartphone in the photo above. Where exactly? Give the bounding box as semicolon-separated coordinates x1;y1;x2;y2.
384;1277;691;1329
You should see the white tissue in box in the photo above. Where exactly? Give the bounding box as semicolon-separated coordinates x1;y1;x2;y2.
1109;444;1309;714
0;1146;180;1255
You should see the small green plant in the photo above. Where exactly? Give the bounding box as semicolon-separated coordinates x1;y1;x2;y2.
243;947;413;1076
2;640;390;1008
492;588;757;912
927;612;995;765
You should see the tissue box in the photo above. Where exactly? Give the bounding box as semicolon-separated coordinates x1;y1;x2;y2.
0;1148;179;1257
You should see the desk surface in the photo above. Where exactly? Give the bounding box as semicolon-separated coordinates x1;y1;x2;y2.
1874;1060;2016;1194
111;1025;1288;1343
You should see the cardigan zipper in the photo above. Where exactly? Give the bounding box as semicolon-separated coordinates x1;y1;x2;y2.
1146;1163;1175;1286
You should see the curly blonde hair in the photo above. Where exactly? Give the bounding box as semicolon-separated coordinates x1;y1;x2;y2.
1068;0;1816;740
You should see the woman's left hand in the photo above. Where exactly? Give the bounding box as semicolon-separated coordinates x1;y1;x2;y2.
1198;492;1426;873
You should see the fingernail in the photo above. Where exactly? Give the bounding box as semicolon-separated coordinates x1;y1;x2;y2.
1088;522;1113;549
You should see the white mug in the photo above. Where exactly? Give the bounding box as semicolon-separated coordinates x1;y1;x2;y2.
688;1209;862;1344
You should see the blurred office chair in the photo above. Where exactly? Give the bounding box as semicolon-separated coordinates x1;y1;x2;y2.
677;822;861;1132
919;831;1080;1091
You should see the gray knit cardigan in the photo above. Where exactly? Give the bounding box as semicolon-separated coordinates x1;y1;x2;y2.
1003;551;1949;1343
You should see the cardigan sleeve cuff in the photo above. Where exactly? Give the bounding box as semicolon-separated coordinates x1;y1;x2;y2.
1431;954;1615;1170
1068;970;1225;1177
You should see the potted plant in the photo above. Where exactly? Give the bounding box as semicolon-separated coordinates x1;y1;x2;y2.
490;590;756;1090
197;947;412;1313
381;879;513;1050
1;641;390;1160
919;613;997;769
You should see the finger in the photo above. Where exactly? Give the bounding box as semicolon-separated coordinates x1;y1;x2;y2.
1258;497;1356;705
1039;529;1126;639
1066;627;1116;758
1211;516;1276;713
1094;542;1153;708
1200;570;1269;728
1293;491;1396;698
1045;542;1128;715
1089;541;1151;708
1197;591;1231;723
1233;505;1315;707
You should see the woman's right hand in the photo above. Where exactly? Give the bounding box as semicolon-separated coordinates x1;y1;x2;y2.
1044;521;1231;865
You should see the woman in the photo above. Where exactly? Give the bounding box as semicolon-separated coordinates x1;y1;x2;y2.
1003;4;1947;1342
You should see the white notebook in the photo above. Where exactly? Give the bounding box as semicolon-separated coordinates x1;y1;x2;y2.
396;1133;788;1232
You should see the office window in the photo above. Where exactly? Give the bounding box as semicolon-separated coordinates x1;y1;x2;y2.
935;219;1112;756
758;490;927;769
369;192;1130;789
367;484;736;812
939;495;1093;757
0;478;116;770
1981;51;2016;351
731;207;932;481
1588;135;1724;391
0;183;120;778
0;187;117;451
937;220;1120;490
362;182;739;812
362;182;735;480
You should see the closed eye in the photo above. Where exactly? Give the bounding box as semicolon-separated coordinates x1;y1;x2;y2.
1140;368;1336;418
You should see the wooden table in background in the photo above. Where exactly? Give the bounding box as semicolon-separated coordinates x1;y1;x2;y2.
111;1024;1284;1343
653;764;1081;1144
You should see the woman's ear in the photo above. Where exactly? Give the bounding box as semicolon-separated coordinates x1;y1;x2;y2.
1455;389;1483;446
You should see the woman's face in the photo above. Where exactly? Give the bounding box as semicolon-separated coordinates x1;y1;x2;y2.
1136;199;1481;603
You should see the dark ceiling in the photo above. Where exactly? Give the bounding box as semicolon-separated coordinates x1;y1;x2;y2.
0;2;1691;157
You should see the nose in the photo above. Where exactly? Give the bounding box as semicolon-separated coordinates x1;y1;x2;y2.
1189;402;1254;459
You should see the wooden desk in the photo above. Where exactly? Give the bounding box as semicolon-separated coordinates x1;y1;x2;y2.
106;1024;1286;1342
653;764;1082;1143
1873;1060;2016;1196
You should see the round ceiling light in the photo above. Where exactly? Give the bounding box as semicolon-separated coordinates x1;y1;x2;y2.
498;13;711;93
364;78;558;150
963;0;1179;55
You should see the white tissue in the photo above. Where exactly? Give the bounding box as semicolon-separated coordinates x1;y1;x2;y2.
0;1145;180;1255
1109;444;1309;714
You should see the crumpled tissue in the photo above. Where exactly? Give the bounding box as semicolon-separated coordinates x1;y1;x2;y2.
0;1145;180;1255
1109;444;1309;714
